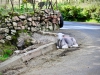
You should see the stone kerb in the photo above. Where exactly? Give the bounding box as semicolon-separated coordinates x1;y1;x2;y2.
0;43;56;72
21;42;56;62
0;32;57;72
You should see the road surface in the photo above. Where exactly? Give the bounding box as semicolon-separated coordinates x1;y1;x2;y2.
61;21;100;29
6;21;100;75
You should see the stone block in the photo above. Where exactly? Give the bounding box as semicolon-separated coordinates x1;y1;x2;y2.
53;15;57;19
21;49;42;62
19;15;26;20
7;22;12;26
41;43;56;55
13;22;17;27
12;16;19;22
17;22;23;26
27;17;32;22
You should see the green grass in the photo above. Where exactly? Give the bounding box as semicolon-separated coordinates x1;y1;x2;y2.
86;19;98;23
0;44;16;62
0;72;2;75
0;56;8;62
0;3;35;15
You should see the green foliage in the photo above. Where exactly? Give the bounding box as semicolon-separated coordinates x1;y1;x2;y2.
91;8;100;22
3;49;13;57
81;9;89;17
0;2;34;15
20;3;25;13
58;5;85;21
14;3;33;14
0;0;100;23
79;8;91;21
79;0;84;3
86;19;98;23
57;4;100;22
0;45;15;62
0;56;8;61
0;43;16;62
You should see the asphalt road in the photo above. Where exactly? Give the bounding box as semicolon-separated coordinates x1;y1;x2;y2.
61;21;100;29
19;21;100;75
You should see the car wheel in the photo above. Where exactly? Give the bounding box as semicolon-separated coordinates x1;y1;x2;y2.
59;15;63;28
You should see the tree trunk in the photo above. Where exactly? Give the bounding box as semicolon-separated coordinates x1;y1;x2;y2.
26;3;28;12
19;0;21;9
1;0;2;3
32;0;35;11
10;0;14;12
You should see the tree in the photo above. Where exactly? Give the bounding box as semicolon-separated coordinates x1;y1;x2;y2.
10;0;14;12
19;0;21;9
32;0;35;11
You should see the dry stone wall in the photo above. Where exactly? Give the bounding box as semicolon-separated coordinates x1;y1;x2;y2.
0;9;61;43
1;9;61;31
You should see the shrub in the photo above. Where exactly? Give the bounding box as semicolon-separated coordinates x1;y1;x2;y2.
93;8;100;22
58;5;74;20
59;5;68;20
58;4;100;22
79;8;91;21
58;5;87;21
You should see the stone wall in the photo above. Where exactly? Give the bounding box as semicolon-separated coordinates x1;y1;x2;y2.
0;9;61;43
0;10;60;32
